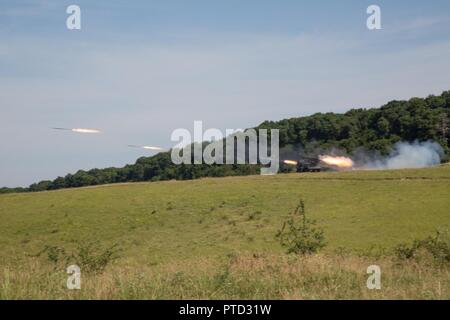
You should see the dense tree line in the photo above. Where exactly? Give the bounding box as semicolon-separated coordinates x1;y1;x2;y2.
259;91;450;157
1;151;261;193
1;91;449;194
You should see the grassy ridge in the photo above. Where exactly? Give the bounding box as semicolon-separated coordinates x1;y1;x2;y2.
1;166;449;263
0;166;449;299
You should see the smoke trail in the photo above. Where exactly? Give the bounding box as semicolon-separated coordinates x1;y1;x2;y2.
128;145;164;151
363;141;443;169
52;127;101;134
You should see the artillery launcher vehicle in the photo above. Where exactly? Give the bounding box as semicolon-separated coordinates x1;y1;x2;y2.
283;155;354;172
283;156;328;172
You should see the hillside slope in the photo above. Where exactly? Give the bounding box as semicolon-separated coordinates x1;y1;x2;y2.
1;166;449;265
1;166;449;299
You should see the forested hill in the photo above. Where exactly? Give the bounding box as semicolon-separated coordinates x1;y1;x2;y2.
258;91;450;155
2;90;450;193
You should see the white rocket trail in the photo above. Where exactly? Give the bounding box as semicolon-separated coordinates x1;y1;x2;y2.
52;127;102;134
128;145;164;151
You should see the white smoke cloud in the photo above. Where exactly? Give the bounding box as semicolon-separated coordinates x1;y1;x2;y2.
363;141;443;170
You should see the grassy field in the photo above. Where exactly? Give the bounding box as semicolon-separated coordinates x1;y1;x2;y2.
0;166;449;299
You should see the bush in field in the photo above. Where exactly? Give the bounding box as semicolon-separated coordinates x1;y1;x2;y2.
37;245;66;266
74;242;121;274
276;199;326;255
36;242;121;274
394;228;450;264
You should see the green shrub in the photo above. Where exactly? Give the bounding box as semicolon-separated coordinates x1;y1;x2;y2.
36;242;121;274
36;245;66;266
393;243;415;260
276;199;326;255
394;228;450;264
74;242;121;273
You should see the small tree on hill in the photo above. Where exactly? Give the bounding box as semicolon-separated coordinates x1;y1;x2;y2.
276;198;326;255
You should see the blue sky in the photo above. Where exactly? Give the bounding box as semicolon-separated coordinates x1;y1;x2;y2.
1;0;450;187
